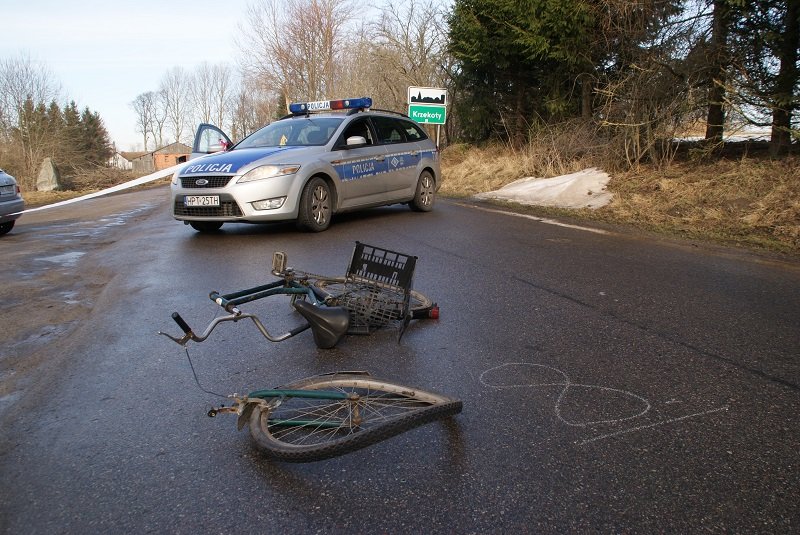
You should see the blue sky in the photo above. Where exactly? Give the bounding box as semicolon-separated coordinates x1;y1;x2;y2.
1;0;247;150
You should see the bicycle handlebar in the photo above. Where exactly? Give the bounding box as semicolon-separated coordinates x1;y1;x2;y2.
158;310;310;346
158;253;437;349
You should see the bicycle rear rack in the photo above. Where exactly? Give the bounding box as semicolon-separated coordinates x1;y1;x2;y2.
346;241;417;290
338;242;417;335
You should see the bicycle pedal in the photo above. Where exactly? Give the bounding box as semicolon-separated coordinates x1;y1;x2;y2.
272;251;287;274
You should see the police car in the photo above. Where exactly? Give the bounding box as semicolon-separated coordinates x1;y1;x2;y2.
171;97;441;233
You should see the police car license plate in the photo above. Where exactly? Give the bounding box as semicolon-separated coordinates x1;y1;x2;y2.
0;185;14;196
184;195;220;207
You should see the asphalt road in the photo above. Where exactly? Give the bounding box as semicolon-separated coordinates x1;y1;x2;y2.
1;186;799;533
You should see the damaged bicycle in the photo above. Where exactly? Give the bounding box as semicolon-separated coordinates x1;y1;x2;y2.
159;242;462;462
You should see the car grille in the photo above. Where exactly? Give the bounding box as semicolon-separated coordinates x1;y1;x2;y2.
180;176;233;188
174;199;243;217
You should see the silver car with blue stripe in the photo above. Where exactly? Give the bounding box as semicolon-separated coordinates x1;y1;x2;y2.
171;97;441;233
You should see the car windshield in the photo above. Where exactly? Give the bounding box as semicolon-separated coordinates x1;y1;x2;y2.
235;117;344;149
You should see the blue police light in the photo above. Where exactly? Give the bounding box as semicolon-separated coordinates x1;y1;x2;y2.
289;97;372;114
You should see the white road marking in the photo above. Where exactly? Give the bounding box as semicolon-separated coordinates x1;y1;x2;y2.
461;202;611;235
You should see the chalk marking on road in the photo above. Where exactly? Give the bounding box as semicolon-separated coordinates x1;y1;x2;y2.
479;362;651;427
480;362;730;444
578;405;730;446
459;203;611;235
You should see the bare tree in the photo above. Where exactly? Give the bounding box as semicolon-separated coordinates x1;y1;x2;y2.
333;22;389;102
152;89;168;148
370;0;450;109
0;54;61;139
191;63;215;126
189;62;237;132
238;0;353;109
160;67;190;144
0;54;62;186
131;91;156;150
210;63;235;129
231;75;280;140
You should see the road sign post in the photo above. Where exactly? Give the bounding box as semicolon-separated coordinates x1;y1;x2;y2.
408;86;448;146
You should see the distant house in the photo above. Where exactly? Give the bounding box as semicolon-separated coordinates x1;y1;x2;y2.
131;142;192;174
108;151;145;170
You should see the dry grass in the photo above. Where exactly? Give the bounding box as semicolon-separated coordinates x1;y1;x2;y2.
22;189;96;208
604;158;800;251
441;143;800;255
440;122;601;196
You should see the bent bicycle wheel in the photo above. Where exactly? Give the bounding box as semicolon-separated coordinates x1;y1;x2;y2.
246;372;462;462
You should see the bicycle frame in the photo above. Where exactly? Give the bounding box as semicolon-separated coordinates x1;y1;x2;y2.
210;276;324;314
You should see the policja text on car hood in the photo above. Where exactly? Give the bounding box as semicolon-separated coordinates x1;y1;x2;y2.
180;147;305;176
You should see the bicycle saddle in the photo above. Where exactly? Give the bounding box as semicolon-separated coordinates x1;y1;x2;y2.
293;300;350;349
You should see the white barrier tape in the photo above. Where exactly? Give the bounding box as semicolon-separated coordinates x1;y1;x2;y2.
20;162;184;214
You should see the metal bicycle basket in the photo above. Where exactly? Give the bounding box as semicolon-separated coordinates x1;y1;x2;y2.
329;242;417;334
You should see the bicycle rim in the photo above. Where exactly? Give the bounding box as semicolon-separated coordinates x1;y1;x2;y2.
247;373;461;462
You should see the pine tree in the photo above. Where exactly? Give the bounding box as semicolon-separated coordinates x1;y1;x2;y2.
447;0;674;144
80;107;113;166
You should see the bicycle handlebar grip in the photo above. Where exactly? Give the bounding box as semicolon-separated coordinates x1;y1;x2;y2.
171;312;193;334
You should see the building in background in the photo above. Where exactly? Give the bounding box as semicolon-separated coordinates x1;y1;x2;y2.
131;143;191;174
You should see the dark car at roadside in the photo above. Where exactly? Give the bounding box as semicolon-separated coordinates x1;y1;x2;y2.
0;169;24;235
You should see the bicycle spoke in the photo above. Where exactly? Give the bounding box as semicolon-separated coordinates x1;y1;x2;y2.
263;386;434;447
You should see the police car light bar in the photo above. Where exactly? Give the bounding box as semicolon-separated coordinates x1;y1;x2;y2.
289;97;372;114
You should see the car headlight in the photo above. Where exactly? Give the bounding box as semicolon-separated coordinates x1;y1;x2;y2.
171;171;180;185
238;164;301;184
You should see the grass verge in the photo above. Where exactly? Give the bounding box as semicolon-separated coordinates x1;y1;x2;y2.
441;144;800;257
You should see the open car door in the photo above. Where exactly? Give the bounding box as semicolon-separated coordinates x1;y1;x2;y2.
191;123;233;160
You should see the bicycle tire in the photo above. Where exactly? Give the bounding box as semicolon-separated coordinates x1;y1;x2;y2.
313;277;433;313
246;372;462;462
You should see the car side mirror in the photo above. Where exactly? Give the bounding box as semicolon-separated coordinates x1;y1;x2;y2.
346;136;367;148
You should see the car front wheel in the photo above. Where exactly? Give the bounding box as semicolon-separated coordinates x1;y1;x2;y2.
297;177;332;232
410;170;435;212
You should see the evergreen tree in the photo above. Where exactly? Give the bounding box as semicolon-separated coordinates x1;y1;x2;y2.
730;0;799;154
80;107;113;165
448;0;558;142
447;0;676;144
